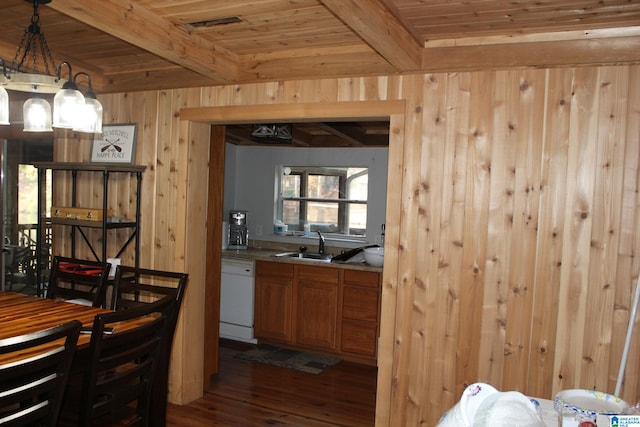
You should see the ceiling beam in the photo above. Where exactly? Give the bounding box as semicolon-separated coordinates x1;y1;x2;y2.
422;36;640;72
47;0;238;84
317;123;364;147
97;34;640;93
319;0;423;71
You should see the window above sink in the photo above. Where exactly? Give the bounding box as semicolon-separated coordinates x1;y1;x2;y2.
276;166;368;238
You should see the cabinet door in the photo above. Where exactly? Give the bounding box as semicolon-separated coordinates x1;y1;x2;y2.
341;269;381;357
254;261;294;343
295;265;339;350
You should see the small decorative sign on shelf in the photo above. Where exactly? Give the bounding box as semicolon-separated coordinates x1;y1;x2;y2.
91;123;137;163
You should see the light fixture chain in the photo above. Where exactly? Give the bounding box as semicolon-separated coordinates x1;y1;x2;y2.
9;31;30;72
30;6;39;72
38;33;55;77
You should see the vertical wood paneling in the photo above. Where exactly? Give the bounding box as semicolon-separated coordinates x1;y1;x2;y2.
337;77;360;102
439;71;471;411
457;71;494;390
57;65;640;424
528;68;572;398
613;65;640;398
504;69;545;388
478;69;517;387
407;73;434;426
554;68;600;392
387;74;423;427
417;72;448;423
584;66;628;391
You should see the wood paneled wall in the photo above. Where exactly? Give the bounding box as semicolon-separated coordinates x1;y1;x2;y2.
54;65;640;426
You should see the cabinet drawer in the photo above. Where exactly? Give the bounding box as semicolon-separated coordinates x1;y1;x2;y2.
256;260;294;279
343;269;380;288
341;320;377;357
343;286;379;322
297;264;339;284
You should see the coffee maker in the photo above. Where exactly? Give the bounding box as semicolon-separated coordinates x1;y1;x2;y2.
228;210;249;249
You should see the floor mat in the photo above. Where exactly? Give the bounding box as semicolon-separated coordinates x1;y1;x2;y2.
235;344;341;375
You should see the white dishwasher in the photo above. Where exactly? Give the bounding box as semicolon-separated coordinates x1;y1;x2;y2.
220;257;256;343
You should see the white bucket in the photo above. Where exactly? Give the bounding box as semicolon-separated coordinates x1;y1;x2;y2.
437;383;498;427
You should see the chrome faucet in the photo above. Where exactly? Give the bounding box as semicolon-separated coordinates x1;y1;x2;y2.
317;231;325;254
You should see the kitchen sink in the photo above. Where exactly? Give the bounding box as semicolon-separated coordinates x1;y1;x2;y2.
272;252;333;262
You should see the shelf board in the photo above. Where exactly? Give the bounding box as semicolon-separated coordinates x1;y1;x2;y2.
46;218;137;228
32;162;146;173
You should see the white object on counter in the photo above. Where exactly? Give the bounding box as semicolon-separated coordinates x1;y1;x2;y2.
220;258;256;343
363;247;384;267
274;222;287;235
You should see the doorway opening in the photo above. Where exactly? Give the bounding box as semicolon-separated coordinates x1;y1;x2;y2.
1;138;53;294
182;99;405;424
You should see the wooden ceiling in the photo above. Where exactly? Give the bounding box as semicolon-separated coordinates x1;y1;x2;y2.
225;122;391;147
0;0;638;95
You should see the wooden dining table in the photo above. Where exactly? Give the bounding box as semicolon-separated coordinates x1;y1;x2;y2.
0;291;111;352
0;291;168;426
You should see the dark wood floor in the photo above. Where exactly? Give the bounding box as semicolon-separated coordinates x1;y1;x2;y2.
166;340;378;426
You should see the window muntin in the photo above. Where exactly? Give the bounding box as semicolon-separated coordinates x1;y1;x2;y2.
279;166;368;237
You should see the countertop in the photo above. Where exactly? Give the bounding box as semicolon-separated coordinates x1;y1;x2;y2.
221;246;383;272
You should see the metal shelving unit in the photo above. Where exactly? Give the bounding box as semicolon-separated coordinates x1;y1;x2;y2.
33;162;146;296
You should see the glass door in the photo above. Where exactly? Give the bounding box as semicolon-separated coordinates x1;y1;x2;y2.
1;137;52;294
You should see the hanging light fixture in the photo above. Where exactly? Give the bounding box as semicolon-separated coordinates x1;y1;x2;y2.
72;71;103;134
0;0;102;133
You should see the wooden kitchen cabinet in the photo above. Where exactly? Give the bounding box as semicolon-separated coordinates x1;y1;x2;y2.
254;260;294;343
296;265;339;350
254;259;381;364
341;269;381;358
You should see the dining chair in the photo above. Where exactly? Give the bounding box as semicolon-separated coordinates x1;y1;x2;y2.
46;256;111;308
59;295;176;427
0;320;82;427
109;265;188;427
4;245;37;295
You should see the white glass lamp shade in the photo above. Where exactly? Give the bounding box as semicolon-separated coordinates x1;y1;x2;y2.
53;88;84;128
0;86;9;125
73;97;103;133
23;98;53;132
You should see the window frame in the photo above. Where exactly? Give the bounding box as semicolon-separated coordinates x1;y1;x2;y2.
277;165;368;237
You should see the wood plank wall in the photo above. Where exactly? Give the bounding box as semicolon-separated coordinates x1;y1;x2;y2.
53;65;640;426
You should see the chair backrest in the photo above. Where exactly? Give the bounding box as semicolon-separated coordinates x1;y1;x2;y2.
110;265;188;344
47;256;111;308
0;320;82;427
76;295;176;426
5;245;35;274
109;265;188;426
4;245;36;292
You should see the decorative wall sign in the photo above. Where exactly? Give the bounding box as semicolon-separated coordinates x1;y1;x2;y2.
91;123;137;163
